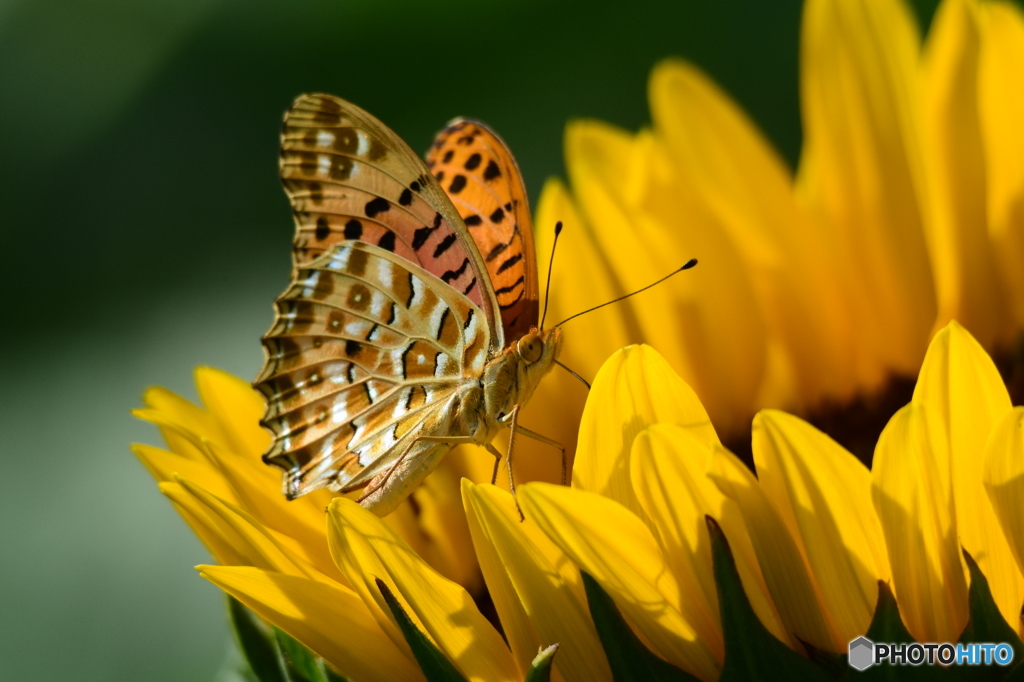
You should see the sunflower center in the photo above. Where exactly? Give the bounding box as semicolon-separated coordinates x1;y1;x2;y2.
725;336;1024;469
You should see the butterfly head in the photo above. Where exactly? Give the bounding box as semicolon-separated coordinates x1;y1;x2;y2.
512;326;562;388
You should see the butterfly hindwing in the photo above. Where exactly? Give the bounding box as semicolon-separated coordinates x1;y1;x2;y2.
280;94;504;349
426;119;539;343
255;241;490;498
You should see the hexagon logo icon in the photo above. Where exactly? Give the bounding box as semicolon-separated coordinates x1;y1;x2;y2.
849;637;875;671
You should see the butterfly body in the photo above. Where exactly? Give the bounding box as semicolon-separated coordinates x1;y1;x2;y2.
256;94;558;515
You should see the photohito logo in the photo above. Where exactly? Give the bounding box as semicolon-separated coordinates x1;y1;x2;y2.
848;637;1014;671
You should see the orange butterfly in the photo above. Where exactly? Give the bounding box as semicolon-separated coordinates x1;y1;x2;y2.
255;95;564;516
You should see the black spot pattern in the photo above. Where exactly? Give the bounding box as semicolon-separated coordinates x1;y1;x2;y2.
398;188;413;206
448;175;467;194
434;233;457;257
489;207;505;223
378;231;396;251
497;252;523;274
464;214;483;227
441;257;470;283
315;217;330;241
344;219;363;239
365;197;390;217
346;339;362;357
484;160;501;181
464;153;482;170
443;149;454;163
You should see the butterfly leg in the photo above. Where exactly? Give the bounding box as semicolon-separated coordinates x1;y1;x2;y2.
498;406;568;486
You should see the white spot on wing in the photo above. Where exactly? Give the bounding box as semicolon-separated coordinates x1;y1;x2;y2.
316;131;335;147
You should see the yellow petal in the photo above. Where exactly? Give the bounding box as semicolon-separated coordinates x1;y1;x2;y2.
172;476;330;583
463;481;611;682
574;344;718;519
328;498;518;682
707;445;839;651
752;410;889;644
389;449;484;593
872;404;967;643
911;322;1020;625
632;425;795;654
200;565;423;682
520;482;720;681
141;386;224;459
797;0;934;383
132;442;233;500
199;438;336;574
526;178;630;484
160;481;248;567
194;366;270;459
923;0;1007;346
565;121;766;433
979;2;1024;329
983;408;1024;580
649;59;855;405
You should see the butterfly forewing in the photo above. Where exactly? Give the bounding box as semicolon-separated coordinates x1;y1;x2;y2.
280;94;503;348
256;241;490;498
426;119;539;343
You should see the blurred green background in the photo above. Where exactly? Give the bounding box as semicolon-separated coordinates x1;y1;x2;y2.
0;0;947;679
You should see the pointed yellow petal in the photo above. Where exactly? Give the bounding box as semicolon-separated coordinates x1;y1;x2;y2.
872;404;968;643
574;344;718;519
141;386;223;459
912;322;1021;625
132;442;234;500
632;424;795;651
173;476;330;583
520;482;720;681
461;482;543;677
160;481;248;567
979;2;1024;329
328;498;518;682
464;481;612;682
194;366;270;459
923;0;1007;346
798;0;934;382
707;446;839;651
649;59;855;404
565;121;766;433
984;408;1024;579
631;427;722;655
752;410;889;644
200;566;423;682
199;439;336;575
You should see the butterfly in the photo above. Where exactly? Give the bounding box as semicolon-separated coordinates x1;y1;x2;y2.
254;94;565;516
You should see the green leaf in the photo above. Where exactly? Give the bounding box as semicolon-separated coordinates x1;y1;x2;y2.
228;596;287;682
956;550;1023;682
852;581;956;681
706;516;832;682
524;644;559;682
375;577;469;682
274;628;328;682
580;570;700;681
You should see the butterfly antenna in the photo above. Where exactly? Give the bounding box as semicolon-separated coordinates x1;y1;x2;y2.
539;221;563;330
552;258;698;328
555;360;591;390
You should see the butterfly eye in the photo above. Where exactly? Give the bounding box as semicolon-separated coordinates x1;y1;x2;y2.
517;334;543;364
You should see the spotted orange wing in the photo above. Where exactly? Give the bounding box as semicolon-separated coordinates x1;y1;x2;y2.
425;120;539;345
255;241;491;499
280;94;504;349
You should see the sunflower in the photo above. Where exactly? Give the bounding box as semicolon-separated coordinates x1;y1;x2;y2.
134;0;1024;679
141;323;1024;681
522;0;1024;467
